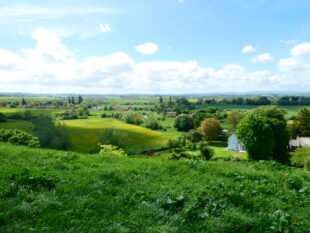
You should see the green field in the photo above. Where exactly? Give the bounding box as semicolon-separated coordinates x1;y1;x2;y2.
0;107;63;116
0;120;35;134
60;118;170;154
0;143;309;232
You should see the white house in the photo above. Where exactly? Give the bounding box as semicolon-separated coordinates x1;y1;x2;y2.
227;133;246;152
289;137;310;148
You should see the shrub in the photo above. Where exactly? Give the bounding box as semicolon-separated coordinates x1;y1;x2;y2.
0;129;40;148
123;111;142;125
290;147;310;169
198;142;214;160
99;128;128;149
99;144;127;157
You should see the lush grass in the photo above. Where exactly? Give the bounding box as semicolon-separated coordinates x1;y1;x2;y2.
60;118;169;154
0;143;309;232
0;107;63;116
0;120;35;134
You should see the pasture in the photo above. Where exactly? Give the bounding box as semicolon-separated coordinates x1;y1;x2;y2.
0;143;309;232
0;120;35;134
60;118;170;154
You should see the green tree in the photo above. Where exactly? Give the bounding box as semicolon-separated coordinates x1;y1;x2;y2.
21;98;27;105
123;111;142;125
68;96;72;104
78;95;83;104
23;110;32;120
174;114;194;132
99;128;128;149
226;110;244;130
186;129;204;149
237;106;289;163
199;118;222;141
71;97;75;105
159;96;163;104
290;108;310;137
0;112;7;122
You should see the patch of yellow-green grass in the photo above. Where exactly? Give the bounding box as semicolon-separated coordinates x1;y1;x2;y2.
0;107;63;116
209;141;248;159
60;118;170;154
0;120;35;134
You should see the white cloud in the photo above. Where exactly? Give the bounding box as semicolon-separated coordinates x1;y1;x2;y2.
280;39;297;45
252;53;274;63
242;45;256;53
135;42;159;54
98;24;112;33
278;42;310;74
290;42;310;57
1;28;310;94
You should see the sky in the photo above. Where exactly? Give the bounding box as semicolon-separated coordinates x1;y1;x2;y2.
0;0;310;94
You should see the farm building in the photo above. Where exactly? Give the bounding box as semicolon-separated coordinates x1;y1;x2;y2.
289;137;310;148
227;133;246;152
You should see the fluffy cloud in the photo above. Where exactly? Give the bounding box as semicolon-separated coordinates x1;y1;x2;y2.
278;42;310;74
135;42;159;54
98;24;112;33
252;53;274;63
242;45;256;53
0;28;309;94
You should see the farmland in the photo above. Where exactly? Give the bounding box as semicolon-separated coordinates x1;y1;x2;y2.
60;118;170;154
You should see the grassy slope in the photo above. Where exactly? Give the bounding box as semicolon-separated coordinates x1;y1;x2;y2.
0;120;35;134
60;118;169;154
0;143;309;233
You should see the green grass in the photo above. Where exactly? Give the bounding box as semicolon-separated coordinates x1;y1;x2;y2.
60;118;170;154
0;120;35;134
0;143;309;232
0;107;63;116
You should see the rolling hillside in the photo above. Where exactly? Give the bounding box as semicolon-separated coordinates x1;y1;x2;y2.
0;143;309;232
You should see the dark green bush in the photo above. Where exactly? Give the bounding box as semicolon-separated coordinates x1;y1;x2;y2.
199;141;214;160
0;129;40;148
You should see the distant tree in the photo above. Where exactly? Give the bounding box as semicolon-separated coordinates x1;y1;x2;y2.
159;96;163;104
174;114;194;132
290;107;310;137
199;118;222;141
237;106;289;163
196;98;204;105
71;97;75;105
168;96;173;106
193;112;207;128
23;110;32;120
99;128;128;149
226;110;244;130
68;96;72;104
21;98;27;105
123;111;142;125
78;95;83;104
145;114;162;130
0;112;7;122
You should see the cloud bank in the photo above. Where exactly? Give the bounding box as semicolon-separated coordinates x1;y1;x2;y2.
0;28;310;94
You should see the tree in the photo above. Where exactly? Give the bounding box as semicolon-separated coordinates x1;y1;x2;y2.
21;98;27;105
237;106;289;163
71;97;75;105
226;110;244;130
290;108;310;137
199;118;222;141
68;96;72;104
193;112;207;128
78;95;83;104
174;114;194;132
99;128;128;149
145;114;162;130
0;112;7;122
186;129;204;149
159;96;163;104
23;110;32;120
123;111;142;125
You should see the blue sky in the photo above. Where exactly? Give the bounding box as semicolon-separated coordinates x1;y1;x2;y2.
0;0;310;94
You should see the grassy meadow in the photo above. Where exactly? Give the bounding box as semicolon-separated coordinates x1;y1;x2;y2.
60;118;170;154
0;143;309;233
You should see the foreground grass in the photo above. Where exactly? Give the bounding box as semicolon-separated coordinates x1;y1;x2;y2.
60;118;169;154
0;143;309;233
